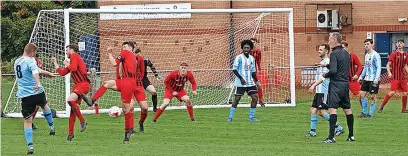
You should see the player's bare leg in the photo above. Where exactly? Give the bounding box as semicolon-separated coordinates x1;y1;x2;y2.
152;98;171;123
122;101;134;143
67;93;87;134
24;116;34;155
181;95;195;122
83;80;117;106
138;100;149;132
146;85;158;112
379;91;396;113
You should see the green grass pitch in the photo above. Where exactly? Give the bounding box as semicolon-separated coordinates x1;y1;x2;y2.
2;79;408;155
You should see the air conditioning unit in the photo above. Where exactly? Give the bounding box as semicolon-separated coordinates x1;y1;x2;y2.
317;10;339;29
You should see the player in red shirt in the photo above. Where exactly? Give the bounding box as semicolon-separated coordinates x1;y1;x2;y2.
379;39;408;113
342;41;363;107
152;62;197;122
83;42;147;142
51;44;90;141
250;38;265;107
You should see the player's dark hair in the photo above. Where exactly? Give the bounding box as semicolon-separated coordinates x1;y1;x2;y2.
320;44;330;52
122;41;135;50
135;49;141;53
250;38;258;43
241;40;254;49
341;40;348;47
180;62;188;67
397;38;405;43
364;39;373;44
66;44;79;52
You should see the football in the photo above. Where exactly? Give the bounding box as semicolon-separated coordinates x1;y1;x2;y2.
108;106;122;118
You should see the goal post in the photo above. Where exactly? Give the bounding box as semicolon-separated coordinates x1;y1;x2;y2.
3;8;295;118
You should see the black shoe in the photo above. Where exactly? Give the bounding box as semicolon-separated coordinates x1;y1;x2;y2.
378;107;383;113
32;123;38;131
82;94;95;107
129;128;136;136
358;113;367;118
322;138;336;143
139;124;144;132
346;136;355;142
123;131;131;143
152;120;157;123
259;101;265;107
153;107;157;112
66;135;74;142
80;122;87;132
49;128;55;135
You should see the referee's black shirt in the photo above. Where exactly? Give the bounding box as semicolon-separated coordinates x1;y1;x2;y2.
324;45;350;83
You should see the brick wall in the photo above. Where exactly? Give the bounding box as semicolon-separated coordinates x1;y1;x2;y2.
96;0;408;102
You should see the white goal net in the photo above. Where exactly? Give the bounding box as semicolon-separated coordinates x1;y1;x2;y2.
4;8;295;118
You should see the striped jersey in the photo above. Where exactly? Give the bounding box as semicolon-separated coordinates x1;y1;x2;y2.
233;54;256;87
316;58;330;93
388;51;407;80
360;50;382;81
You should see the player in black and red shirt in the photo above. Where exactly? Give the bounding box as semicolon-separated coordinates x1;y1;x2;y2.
51;44;90;141
379;39;408;113
152;62;197;123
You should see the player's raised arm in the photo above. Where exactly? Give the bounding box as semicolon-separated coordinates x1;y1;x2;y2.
146;59;162;79
51;57;69;76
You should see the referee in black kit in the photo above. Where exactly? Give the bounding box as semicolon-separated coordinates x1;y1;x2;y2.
322;32;355;143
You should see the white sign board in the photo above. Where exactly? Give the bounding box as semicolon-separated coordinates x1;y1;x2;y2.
366;32;372;39
100;3;191;20
78;42;85;51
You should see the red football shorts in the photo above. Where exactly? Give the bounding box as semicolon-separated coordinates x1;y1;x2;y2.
348;81;360;95
116;78;147;103
390;80;407;92
164;89;187;101
72;82;90;104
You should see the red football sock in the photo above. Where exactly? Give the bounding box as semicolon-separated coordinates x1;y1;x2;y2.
124;112;132;132
139;109;147;124
68;101;85;123
258;88;263;102
68;110;76;136
402;96;407;112
130;112;134;130
187;105;194;120
381;94;392;108
92;85;107;101
153;108;164;121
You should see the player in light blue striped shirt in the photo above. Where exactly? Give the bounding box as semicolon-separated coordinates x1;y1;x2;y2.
306;44;343;137
14;43;56;155
228;40;261;122
358;39;382;118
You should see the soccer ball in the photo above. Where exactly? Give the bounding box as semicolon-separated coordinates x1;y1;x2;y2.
108;106;122;118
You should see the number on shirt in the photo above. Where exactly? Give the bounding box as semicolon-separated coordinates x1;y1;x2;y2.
16;65;23;78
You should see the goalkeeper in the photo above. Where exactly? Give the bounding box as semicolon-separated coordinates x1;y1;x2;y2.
133;47;163;112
